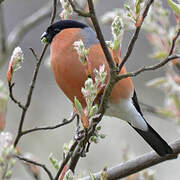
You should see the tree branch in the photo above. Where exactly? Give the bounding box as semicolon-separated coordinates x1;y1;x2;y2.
87;0;115;70
8;82;25;110
80;139;180;180
13;0;57;147
58;0;156;175
54;140;79;180
119;0;154;71
168;29;180;56
59;0;180;177
117;55;180;81
21;113;77;136
118;25;180;80
13;45;48;147
16;155;53;180
50;0;57;25
68;144;82;173
55;1;117;174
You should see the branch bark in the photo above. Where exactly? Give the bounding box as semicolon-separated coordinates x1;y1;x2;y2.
8;82;25;110
16;155;53;180
21;113;77;136
168;29;180;56
119;0;154;71
80;139;180;180
117;55;180;81
59;0;156;175
87;0;115;70
13;0;57;147
54;141;79;180
13;45;48;147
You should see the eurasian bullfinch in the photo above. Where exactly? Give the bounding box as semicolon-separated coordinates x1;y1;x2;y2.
41;20;173;156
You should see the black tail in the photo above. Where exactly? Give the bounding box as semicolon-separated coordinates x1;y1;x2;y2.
130;122;173;156
131;90;173;156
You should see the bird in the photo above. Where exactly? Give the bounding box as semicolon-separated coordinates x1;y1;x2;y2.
41;20;173;156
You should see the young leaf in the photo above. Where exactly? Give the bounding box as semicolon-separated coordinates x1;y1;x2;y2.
168;0;180;16
74;97;82;116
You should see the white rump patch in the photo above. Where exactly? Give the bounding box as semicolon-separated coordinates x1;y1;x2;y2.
105;98;148;131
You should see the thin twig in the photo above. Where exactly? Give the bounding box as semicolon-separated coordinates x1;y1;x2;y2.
119;27;180;80
68;0;90;17
68;145;81;173
79;139;180;180
119;0;154;71
168;29;180;56
8;82;25;109
77;28;180;180
117;55;180;81
14;0;57;147
13;44;48;147
118;26;180;80
21;113;77;136
50;0;57;24
62;0;180;176
60;0;116;174
16;155;53;180
54;141;79;180
29;48;39;61
87;0;115;70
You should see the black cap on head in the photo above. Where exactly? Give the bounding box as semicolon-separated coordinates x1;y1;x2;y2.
41;20;88;44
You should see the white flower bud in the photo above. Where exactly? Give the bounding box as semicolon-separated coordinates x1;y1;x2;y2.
7;47;24;82
111;16;124;50
73;39;89;65
60;0;73;19
112;16;124;41
10;47;24;72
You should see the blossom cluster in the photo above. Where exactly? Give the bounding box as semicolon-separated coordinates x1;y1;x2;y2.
73;39;107;129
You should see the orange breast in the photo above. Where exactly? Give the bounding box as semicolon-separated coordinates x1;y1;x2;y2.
50;28;134;107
